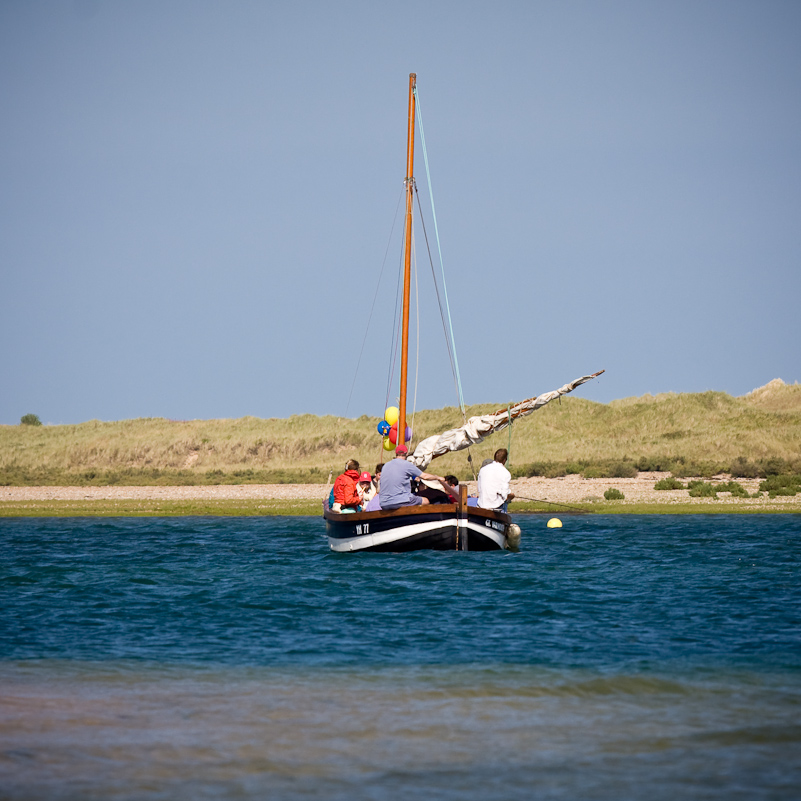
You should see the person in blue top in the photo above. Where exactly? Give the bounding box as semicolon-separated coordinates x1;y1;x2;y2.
378;445;452;510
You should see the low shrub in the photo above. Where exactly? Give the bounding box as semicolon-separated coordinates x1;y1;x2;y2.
20;414;42;426
581;462;638;479
759;474;801;498
604;488;625;500
673;462;721;479
688;480;718;498
730;457;760;479
582;465;610;479
763;458;792;477
520;462;568;479
654;477;685;491
714;480;749;497
610;462;638;478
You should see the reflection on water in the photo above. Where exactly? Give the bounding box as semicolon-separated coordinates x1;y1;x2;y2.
2;661;800;800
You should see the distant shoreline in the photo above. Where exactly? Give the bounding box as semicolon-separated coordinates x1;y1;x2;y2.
2;473;799;516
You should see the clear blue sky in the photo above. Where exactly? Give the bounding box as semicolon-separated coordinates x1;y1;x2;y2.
2;0;799;424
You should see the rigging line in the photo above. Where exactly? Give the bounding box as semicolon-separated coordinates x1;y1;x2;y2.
411;227;420;445
513;496;592;514
415;185;476;477
385;207;408;412
414;188;462;413
507;404;513;463
344;187;405;418
413;85;467;419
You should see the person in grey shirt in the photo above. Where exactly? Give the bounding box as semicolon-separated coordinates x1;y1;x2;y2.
379;445;451;510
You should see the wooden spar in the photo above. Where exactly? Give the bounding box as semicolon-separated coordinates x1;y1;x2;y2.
398;73;416;455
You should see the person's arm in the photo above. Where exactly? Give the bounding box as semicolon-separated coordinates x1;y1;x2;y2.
420;471;453;495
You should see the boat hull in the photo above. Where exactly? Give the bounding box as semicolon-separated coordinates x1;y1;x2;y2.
323;503;511;553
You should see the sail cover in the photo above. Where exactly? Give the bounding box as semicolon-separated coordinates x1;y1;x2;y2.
408;370;604;470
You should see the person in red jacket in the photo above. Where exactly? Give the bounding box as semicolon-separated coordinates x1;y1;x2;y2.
332;460;362;513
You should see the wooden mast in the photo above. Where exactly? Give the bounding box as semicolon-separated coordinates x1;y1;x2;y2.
398;73;416;454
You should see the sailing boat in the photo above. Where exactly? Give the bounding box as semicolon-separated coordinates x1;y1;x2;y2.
323;74;603;553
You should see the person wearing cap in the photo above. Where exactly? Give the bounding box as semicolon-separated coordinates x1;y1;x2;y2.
357;471;376;507
378;445;452;510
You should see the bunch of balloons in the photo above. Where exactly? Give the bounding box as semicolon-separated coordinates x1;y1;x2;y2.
376;406;411;453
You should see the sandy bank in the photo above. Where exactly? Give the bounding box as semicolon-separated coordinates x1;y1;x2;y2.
1;472;798;510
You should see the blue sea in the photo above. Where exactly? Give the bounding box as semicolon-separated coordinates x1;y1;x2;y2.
1;514;800;800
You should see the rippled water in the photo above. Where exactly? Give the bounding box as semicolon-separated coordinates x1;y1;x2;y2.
1;515;800;799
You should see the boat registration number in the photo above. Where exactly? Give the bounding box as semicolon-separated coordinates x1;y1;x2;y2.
355;523;370;535
485;519;505;533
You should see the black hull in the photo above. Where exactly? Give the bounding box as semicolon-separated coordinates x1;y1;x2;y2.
323;503;511;553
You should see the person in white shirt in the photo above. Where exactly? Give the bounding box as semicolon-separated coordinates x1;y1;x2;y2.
477;448;515;512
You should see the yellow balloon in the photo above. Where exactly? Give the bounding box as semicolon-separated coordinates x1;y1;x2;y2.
382;437;395;451
384;406;399;426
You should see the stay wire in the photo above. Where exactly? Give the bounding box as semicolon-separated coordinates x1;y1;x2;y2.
415;185;477;479
513;496;592;514
414;84;467;419
344;187;405;418
411;229;420;445
385;195;409;415
385;248;404;409
414;188;462;416
415;84;477;480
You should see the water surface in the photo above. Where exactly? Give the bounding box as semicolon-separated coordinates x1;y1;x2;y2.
1;515;799;799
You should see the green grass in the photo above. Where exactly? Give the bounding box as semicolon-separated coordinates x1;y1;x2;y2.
0;499;324;517
2;380;799;486
2;498;797;518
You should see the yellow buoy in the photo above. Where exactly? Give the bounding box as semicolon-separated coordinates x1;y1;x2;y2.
547;518;563;528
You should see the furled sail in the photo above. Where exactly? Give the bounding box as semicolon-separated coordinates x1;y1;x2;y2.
408;370;605;469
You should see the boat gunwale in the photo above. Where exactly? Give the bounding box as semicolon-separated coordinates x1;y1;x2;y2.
323;503;511;525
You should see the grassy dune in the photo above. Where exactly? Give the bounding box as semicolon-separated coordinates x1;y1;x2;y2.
2;380;800;486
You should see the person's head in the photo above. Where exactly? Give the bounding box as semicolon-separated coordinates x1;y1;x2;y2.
494;448;508;465
375;464;383;475
346;459;360;472
445;475;459;487
395;444;408;458
359;471;372;485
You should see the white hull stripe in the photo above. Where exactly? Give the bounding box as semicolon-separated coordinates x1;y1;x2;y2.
329;518;454;552
328;516;506;552
465;519;506;549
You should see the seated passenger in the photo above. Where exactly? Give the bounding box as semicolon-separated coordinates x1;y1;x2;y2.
332;459;362;513
416;473;460;504
371;463;383;496
477;448;515;513
358;471;376;506
378;445;452;510
443;475;460;501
